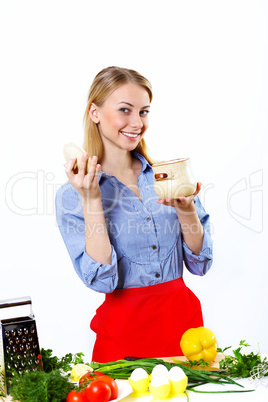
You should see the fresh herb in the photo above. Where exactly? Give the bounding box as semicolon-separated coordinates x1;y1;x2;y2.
218;340;268;378
40;348;86;373
9;369;74;402
177;359;210;368
187;388;254;394
7;349;86;402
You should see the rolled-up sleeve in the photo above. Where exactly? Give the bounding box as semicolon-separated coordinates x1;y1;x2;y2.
79;246;118;292
182;196;213;276
55;183;118;293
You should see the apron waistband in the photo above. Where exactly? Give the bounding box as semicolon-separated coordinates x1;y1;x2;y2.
106;277;186;299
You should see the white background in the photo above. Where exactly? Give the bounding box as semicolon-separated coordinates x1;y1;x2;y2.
1;0;267;363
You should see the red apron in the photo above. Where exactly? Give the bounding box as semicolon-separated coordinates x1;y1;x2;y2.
90;277;203;362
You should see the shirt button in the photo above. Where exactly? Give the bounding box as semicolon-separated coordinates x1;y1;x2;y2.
146;216;151;221
155;273;160;278
152;245;157;250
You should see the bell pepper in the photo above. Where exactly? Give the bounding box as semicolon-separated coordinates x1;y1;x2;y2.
180;327;218;362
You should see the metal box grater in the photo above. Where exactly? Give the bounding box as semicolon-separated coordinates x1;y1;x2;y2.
0;296;41;397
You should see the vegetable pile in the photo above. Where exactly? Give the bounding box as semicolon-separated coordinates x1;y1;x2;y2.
6;339;266;401
8;349;119;402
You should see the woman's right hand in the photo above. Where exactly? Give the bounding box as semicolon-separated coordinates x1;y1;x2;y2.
64;153;101;202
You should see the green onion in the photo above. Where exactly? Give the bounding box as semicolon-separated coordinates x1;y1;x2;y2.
188;388;254;394
90;358;244;389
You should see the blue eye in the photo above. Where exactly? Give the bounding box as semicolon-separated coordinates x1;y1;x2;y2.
120;108;129;113
140;110;150;116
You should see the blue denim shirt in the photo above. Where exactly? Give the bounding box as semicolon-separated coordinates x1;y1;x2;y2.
55;153;213;293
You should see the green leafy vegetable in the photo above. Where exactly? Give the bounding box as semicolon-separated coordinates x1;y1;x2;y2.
218;340;268;378
9;370;74;402
40;348;86;373
7;349;86;402
177;359;210;368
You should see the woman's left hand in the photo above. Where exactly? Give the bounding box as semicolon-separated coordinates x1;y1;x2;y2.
156;182;202;211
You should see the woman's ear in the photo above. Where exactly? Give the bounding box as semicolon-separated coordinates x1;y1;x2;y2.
88;103;100;123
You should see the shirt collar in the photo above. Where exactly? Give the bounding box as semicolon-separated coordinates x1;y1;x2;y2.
132;151;151;172
98;152;151;182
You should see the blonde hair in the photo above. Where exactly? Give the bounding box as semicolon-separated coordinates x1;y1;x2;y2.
83;66;153;164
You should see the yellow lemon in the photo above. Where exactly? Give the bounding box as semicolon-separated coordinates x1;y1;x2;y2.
70;363;93;382
149;376;170;399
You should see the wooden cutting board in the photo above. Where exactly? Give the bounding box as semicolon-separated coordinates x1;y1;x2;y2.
159;352;224;371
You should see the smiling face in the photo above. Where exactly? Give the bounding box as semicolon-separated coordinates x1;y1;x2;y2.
89;82;150;155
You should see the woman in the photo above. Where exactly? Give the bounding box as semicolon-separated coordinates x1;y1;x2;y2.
55;66;213;362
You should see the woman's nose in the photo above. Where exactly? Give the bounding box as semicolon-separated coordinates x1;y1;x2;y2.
130;113;143;129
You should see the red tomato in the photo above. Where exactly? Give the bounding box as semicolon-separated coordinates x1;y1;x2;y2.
79;371;105;388
97;376;118;400
85;380;111;402
80;389;88;402
66;390;85;402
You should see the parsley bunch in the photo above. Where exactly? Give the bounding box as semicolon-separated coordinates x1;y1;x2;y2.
40;348;86;373
218;340;267;378
183;359;210;367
